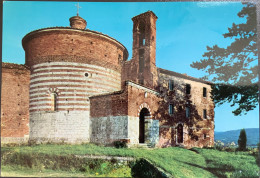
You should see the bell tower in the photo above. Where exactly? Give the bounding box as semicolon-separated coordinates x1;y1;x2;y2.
131;11;158;89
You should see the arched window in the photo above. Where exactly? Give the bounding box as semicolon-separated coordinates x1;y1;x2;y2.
51;93;57;111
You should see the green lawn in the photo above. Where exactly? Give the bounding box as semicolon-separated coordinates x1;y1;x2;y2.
1;144;259;177
1;164;131;177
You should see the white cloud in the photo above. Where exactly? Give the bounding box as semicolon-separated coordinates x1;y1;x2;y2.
197;2;236;8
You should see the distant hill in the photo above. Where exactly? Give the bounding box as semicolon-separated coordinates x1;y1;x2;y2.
215;128;259;146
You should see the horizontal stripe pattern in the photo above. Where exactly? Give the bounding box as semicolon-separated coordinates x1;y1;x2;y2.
30;62;121;112
30;73;120;84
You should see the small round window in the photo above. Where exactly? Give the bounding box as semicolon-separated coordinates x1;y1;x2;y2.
85;73;89;77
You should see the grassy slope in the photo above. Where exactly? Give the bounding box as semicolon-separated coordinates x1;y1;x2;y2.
191;148;259;177
1;144;259;177
1;165;131;177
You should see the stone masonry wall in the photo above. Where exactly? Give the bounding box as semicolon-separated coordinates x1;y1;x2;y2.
90;115;159;145
90;116;128;144
1;63;30;143
90;81;161;145
157;70;214;148
29;111;90;143
127;116;139;144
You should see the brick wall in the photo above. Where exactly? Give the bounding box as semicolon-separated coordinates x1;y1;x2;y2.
21;24;128;144
90;81;161;119
90;90;128;118
29;62;121;113
122;11;158;89
1;63;30;142
126;82;161;118
22;28;128;72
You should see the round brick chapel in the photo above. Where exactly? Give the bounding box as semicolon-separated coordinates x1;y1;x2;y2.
22;15;128;143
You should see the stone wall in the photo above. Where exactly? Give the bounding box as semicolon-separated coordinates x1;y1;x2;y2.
145;119;159;146
29;111;90;143
90;115;159;145
90;81;161;145
126;116;139;144
157;69;215;148
90;115;128;144
1;63;30;143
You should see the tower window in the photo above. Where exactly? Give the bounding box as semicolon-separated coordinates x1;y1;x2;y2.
138;21;145;46
139;36;145;46
169;80;174;91
186;84;191;94
186;107;190;118
139;49;144;73
169;104;174;115
203;109;207;119
203;87;207;97
51;93;57;111
142;38;145;46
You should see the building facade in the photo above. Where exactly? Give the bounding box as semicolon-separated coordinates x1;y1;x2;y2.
1;11;214;148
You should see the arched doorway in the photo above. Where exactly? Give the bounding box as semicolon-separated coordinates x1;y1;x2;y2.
177;124;183;144
139;108;150;143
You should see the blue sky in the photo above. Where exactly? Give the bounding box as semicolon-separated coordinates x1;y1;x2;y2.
2;1;259;132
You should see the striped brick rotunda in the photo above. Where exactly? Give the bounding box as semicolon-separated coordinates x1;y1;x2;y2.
22;15;128;143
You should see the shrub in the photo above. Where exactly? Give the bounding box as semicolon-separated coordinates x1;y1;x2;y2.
224;142;236;152
214;140;225;151
238;129;247;151
113;140;127;148
131;158;168;178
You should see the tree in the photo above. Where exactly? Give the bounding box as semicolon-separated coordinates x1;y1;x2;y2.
238;128;247;151
191;3;258;116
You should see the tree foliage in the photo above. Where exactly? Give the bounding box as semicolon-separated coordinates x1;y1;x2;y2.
191;3;258;115
238;128;247;151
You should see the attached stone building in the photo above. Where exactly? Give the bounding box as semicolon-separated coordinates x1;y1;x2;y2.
1;11;214;148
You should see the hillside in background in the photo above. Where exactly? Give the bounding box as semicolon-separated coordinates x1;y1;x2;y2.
215;128;259;146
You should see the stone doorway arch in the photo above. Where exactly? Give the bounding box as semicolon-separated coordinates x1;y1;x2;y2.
139;108;150;143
